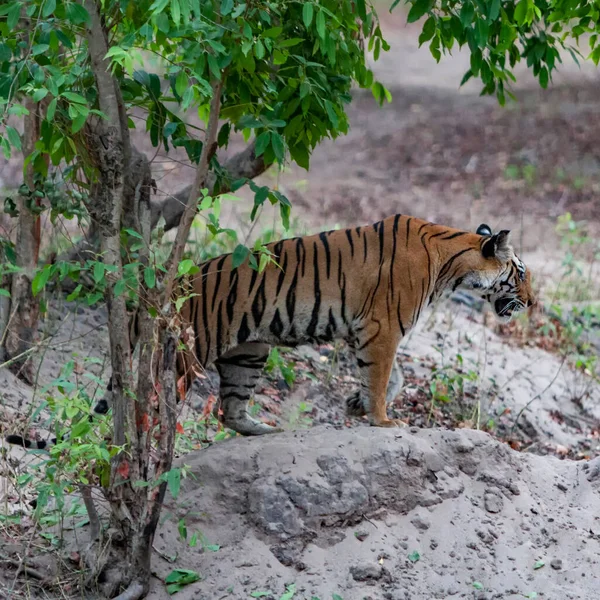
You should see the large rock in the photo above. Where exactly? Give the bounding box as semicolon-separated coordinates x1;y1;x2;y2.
150;426;600;600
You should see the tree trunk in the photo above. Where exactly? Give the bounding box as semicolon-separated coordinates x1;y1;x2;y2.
4;98;44;383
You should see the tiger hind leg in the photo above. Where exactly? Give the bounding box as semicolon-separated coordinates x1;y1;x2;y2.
214;342;283;436
346;358;403;417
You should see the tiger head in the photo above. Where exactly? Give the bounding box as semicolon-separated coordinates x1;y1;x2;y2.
458;223;535;322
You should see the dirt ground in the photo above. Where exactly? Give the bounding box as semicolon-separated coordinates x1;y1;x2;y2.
1;11;600;600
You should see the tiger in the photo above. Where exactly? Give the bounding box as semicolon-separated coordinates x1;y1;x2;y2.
7;215;534;448
92;215;535;437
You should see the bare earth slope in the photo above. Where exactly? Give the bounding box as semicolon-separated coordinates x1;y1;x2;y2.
148;426;600;600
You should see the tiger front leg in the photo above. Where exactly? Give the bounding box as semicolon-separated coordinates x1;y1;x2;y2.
346;358;403;417
352;334;405;428
214;343;283;436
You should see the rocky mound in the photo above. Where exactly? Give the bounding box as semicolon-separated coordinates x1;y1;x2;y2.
148;426;600;600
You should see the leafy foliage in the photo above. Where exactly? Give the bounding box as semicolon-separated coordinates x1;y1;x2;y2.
394;0;600;104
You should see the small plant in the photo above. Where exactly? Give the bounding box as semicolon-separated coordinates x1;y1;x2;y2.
428;353;479;422
265;347;296;387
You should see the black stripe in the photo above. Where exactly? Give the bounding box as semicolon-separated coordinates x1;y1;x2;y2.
345;229;354;257
298;238;306;277
273;240;284;262
405;217;412;249
221;392;251;401
319;232;331;279
325;307;337;339
216;301;224;357
363;232;368;263
390;214;400;300
248;259;260;295
211;255;227;312
286;266;298;322
201;261;212;364
376;220;385;266
306;242;321;337
356;358;374;368
357;322;381;351
217;352;267;366
269;308;284;338
442;231;467;240
276;246;288;297
438;248;474;282
397;297;405;336
226;268;239;324
237;313;250;343
251;276;267;327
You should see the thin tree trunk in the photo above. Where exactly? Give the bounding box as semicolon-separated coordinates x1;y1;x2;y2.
4;98;44;383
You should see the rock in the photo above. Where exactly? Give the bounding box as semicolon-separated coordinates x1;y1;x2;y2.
410;515;431;531
350;562;386;581
484;490;504;513
551;558;563;570
355;529;369;541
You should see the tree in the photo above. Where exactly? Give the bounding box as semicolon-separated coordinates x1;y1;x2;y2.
0;0;389;597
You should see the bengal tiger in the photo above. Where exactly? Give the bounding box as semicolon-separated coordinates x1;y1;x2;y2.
7;215;534;448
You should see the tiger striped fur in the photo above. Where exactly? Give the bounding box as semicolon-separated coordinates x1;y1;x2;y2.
90;215;535;437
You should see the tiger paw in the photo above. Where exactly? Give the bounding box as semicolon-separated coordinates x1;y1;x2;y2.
224;417;283;437
371;418;407;429
346;391;366;417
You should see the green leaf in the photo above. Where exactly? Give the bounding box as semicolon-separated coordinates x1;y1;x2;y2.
408;550;421;562
488;0;501;20
32;88;48;103
332;595;343;600
407;0;433;24
6;126;21;151
167;468;181;499
32;266;52;296
32;44;50;56
144;267;156;289
62;92;87;104
514;1;528;26
539;67;549;89
232;244;250;268
254;131;271;157
205;544;220;552
419;16;436;45
280;583;296;600
533;560;545;570
289;143;309;170
220;0;233;16
356;0;367;21
171;0;181;25
303;3;314;27
316;10;326;39
324;100;339;128
7;3;20;29
93;261;105;283
0;289;11;297
460;2;474;27
165;568;201;595
472;582;484;590
178;259;195;276
65;3;89;24
250;592;271;598
271;133;285;162
42;0;56;18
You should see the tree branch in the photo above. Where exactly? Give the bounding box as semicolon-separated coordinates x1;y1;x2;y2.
158;139;270;232
163;79;223;297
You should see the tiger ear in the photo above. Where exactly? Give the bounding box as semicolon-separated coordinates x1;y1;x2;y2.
476;223;493;236
482;230;511;260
